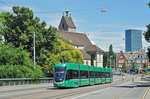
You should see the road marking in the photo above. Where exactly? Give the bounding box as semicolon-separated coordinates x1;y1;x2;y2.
141;87;150;99
69;87;111;99
113;88;132;99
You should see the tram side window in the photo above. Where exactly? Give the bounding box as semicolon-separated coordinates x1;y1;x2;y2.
65;70;71;80
105;72;108;78
90;71;95;78
65;70;79;80
71;70;79;79
81;71;88;79
102;72;105;78
105;72;110;78
95;72;100;78
100;72;102;78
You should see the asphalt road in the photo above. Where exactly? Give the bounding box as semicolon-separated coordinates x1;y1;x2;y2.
0;74;146;99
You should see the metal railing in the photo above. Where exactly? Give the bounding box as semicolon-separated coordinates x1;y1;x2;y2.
0;78;53;86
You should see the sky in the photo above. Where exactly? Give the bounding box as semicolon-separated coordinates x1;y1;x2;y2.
0;0;150;53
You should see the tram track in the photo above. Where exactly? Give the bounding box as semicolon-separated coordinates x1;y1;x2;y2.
112;78;150;99
43;77;137;99
1;75;138;99
141;87;150;99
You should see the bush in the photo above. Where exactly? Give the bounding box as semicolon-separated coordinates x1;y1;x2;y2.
0;44;44;78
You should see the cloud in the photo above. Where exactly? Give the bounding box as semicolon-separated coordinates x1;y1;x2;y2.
37;13;62;28
0;6;12;12
95;24;147;31
86;27;148;53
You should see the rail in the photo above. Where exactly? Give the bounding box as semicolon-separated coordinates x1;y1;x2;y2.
0;78;53;86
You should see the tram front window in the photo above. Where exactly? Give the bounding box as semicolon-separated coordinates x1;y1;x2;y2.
54;67;66;82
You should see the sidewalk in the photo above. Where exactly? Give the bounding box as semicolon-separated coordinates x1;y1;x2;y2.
0;83;53;92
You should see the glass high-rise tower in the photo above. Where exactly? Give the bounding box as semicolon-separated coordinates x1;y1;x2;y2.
125;29;142;52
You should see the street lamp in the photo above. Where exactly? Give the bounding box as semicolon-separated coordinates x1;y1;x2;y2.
101;8;107;12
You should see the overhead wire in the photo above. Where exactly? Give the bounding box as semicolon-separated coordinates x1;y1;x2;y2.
0;0;138;14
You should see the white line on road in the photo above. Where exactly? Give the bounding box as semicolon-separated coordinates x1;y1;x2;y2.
69;87;111;99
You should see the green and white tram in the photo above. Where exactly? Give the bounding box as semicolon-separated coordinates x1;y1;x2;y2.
53;63;113;88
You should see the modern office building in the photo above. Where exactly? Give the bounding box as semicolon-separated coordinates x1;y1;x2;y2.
125;29;142;52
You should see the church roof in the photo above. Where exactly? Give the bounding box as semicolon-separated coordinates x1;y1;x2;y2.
63;16;76;29
79;49;91;60
84;45;104;52
57;30;104;53
57;30;92;46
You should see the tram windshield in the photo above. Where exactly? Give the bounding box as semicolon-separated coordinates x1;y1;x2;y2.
54;67;66;82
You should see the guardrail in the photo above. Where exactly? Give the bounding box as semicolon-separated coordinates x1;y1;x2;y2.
0;78;54;86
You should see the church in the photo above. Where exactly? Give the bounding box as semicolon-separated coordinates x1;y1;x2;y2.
57;8;104;67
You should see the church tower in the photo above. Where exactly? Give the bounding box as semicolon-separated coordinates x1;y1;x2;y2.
58;3;76;32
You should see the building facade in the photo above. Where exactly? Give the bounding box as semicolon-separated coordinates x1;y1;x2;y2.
116;51;127;69
117;48;148;71
125;29;142;52
57;10;104;67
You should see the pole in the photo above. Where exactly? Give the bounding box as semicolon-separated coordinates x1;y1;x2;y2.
33;32;36;67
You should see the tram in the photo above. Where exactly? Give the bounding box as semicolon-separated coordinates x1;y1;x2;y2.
53;63;113;88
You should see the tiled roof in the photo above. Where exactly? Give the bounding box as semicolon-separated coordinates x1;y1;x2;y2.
84;45;104;52
57;30;93;46
64;16;76;29
79;49;91;60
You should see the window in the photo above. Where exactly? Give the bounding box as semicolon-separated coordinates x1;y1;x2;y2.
90;71;95;78
80;71;88;79
95;72;101;78
65;70;79;80
105;72;110;78
102;72;105;78
86;61;89;65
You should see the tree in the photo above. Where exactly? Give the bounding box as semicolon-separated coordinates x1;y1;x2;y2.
145;5;150;60
0;44;44;78
147;1;150;8
143;62;148;69
0;6;84;76
132;61;137;69
122;62;126;72
0;6;57;65
109;44;114;56
42;39;84;75
108;44;116;69
103;52;108;68
88;52;96;66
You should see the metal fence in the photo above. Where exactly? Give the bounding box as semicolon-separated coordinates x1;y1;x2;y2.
0;78;53;86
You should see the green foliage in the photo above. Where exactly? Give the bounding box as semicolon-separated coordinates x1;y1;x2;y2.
147;47;150;61
144;24;150;60
144;25;150;43
103;52;108;68
107;44;116;68
132;61;137;69
122;62;126;72
40;39;84;74
88;52;96;66
143;62;148;69
0;6;57;60
0;6;84;77
147;1;150;8
0;44;44;78
109;44;114;56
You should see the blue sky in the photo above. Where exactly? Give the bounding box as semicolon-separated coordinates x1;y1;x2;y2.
0;0;150;53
